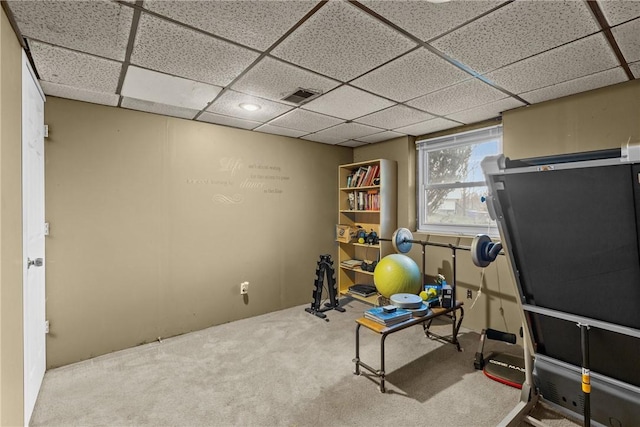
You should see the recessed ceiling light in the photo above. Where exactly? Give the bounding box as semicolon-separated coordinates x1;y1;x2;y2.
239;103;261;111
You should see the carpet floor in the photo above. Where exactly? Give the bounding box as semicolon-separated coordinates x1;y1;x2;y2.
30;298;578;426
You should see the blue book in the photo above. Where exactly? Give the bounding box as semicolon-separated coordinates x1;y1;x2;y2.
364;306;412;325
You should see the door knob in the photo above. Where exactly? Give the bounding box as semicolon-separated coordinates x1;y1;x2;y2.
27;257;43;268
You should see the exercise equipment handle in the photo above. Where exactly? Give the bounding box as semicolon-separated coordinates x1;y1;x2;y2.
486;328;517;344
579;324;591;427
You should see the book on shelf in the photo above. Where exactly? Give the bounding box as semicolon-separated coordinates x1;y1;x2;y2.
350;190;379;211
352;168;359;187
350;169;358;187
364;306;413;326
348;284;377;297
366;190;378;211
348;165;381;188
362;166;373;187
353;167;366;187
364;165;378;187
340;259;363;268
371;165;380;185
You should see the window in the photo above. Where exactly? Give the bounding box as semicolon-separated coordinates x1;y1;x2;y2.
417;125;502;236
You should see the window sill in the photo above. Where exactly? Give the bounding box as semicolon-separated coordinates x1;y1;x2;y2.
417;224;499;239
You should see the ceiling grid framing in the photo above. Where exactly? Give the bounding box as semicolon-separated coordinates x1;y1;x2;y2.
586;0;635;80
115;0;144;107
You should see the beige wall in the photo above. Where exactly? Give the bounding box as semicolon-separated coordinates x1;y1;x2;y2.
0;7;24;426
504;79;640;159
44;97;352;367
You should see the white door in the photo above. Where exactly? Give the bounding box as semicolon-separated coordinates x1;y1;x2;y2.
22;50;46;426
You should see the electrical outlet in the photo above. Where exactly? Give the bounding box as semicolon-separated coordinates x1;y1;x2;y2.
466;289;472;299
240;281;249;295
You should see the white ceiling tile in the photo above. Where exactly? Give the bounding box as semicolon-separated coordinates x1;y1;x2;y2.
485;33;620;95
197;112;262;130
230;56;340;104
29;41;121;93
271;1;416;82
131;14;260;86
355;105;434;129
394;118;460;137
301;134;344;145
630;61;640;79
302;86;395;120
207;90;293;122
359;0;504;42
433;1;599;73
121;97;199;120
406;79;505;116
310;122;382;141
351;48;471;102
144;1;319;51
612;18;640;63
446;97;525;124
7;0;131;60
266;109;344;133
356;131;404;144
338;140;368;148
40;81;119;107
122;66;221;110
519;67;628;105
598;1;640;26
253;124;308;139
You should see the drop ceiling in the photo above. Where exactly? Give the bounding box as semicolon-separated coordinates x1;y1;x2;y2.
5;0;639;147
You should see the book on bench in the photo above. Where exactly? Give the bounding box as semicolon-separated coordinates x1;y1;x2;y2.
364;306;412;326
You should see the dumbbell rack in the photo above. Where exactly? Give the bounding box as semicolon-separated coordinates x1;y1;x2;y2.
305;254;345;320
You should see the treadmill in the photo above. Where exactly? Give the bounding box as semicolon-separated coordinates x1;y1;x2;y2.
481;142;640;427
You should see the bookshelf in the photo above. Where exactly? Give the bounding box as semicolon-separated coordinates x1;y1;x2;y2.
337;159;397;305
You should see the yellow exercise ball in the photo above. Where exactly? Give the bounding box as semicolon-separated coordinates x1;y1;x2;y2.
373;254;422;298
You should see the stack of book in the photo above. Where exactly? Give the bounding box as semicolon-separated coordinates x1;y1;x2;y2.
340;259;363;269
349;190;379;211
348;284;377;297
364;306;412;326
346;164;380;188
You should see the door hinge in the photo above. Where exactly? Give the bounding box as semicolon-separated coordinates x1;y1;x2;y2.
44;320;49;334
44;222;50;236
44;124;49;138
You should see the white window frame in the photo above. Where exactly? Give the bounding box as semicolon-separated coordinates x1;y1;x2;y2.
416;125;502;236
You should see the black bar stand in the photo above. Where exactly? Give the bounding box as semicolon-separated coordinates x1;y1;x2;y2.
305;254;345;320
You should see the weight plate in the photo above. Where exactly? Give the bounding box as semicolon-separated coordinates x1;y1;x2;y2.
407;303;430;317
471;234;491;268
392;227;413;254
390;293;423;309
